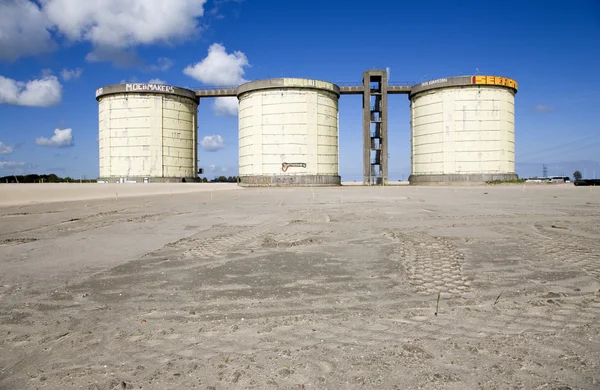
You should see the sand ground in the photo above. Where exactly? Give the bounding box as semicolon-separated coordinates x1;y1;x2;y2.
0;183;599;389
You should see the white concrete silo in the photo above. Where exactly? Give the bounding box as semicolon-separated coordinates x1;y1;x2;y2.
236;78;341;186
408;76;518;185
96;83;199;182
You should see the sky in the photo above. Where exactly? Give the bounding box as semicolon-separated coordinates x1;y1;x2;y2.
0;0;599;181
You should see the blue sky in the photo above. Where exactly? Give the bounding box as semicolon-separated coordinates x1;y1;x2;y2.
1;0;599;181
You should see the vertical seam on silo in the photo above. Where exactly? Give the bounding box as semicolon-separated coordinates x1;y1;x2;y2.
160;95;164;178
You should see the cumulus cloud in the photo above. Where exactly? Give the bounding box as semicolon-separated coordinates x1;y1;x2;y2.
44;0;207;64
148;78;166;84
184;43;248;116
0;161;26;169
183;43;249;86
204;163;232;177
207;0;244;20
0;75;62;107
213;97;239;116
45;0;206;46
1;1;207;65
120;76;139;84
200;135;225;152
60;68;83;81
149;57;174;72
86;46;142;68
36;128;74;147
0;0;56;61
534;104;556;113
0;142;13;155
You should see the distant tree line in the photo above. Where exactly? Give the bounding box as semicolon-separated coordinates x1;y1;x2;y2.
0;174;96;183
199;176;239;183
1;174;239;184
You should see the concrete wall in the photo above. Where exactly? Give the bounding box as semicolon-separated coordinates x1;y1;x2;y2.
410;86;515;176
98;93;198;180
238;86;339;178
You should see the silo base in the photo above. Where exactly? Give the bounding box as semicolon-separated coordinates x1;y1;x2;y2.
98;176;200;184
239;175;341;187
409;173;519;186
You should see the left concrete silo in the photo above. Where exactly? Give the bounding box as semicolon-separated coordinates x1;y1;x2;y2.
95;83;199;183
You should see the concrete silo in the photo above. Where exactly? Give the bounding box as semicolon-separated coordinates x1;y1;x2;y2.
95;83;199;183
408;76;518;185
236;78;341;186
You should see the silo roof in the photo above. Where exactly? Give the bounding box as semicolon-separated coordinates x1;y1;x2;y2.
95;83;197;101
237;78;340;97
410;75;518;97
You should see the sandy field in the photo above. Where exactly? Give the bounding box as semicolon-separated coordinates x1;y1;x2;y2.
0;183;599;389
0;183;240;207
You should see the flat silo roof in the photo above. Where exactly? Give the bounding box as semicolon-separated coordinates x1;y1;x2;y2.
95;83;198;101
409;75;518;97
237;78;340;98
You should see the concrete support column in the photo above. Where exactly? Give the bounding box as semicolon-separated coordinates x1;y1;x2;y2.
362;73;371;185
381;72;389;184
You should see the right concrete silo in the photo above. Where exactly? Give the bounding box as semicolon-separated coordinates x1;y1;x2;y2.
408;76;518;185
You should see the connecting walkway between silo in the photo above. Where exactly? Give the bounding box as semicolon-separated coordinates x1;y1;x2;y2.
194;84;412;98
192;74;415;187
194;88;237;97
339;84;412;95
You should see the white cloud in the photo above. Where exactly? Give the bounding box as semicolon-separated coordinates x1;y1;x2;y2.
44;0;207;62
0;0;56;61
148;78;166;84
202;163;233;177
1;1;208;65
207;0;244;20
183;43;249;86
183;43;248;116
200;135;225;152
0;161;25;169
85;46;142;68
0;75;62;107
120;76;139;83
213;97;239;116
149;57;174;72
534;104;556;113
0;142;13;155
60;68;83;81
36;128;74;147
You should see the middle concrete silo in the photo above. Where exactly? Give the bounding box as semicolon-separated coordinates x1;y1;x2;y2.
236;78;341;186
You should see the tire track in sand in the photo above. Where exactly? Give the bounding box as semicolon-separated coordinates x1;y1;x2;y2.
386;231;471;295
492;224;600;282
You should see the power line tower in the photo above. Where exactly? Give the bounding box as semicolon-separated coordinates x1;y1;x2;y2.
542;164;548;178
